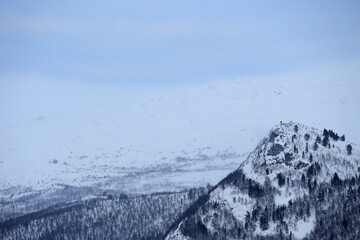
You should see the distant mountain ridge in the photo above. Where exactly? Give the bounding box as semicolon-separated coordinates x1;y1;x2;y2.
166;122;360;239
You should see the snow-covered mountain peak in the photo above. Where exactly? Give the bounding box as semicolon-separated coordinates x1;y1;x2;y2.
241;121;359;188
165;123;360;239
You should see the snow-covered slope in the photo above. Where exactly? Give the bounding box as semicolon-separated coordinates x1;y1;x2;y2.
166;122;360;239
241;122;360;203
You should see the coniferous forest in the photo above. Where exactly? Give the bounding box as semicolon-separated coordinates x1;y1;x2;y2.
0;188;207;240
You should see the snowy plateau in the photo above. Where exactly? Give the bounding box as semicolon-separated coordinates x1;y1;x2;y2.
1;67;360;239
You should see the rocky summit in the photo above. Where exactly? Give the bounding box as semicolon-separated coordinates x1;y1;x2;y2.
166;122;360;240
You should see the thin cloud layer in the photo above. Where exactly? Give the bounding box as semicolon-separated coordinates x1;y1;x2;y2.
1;1;359;84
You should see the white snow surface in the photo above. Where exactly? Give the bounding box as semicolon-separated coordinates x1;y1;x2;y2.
291;213;316;239
1;63;360;198
274;187;305;206
165;222;190;240
210;185;255;223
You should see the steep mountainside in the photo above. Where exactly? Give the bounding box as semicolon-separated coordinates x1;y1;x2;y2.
166;122;360;239
0;188;207;240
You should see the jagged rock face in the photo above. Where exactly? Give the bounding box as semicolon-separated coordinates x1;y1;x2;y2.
166;122;360;240
266;143;284;156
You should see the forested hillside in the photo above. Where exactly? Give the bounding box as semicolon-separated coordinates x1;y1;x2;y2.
0;188;207;240
166;122;360;239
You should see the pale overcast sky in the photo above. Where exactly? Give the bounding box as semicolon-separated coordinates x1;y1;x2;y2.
1;0;359;85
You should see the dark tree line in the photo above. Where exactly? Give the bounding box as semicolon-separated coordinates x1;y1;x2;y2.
0;188;207;240
169;162;360;240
